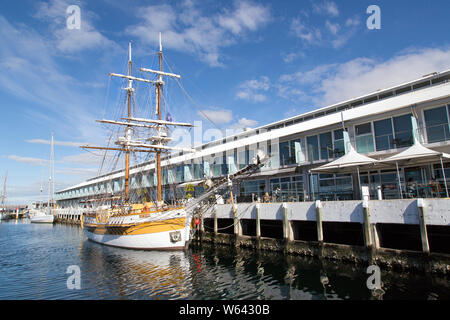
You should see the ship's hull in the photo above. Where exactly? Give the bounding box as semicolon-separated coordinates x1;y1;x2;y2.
82;208;191;250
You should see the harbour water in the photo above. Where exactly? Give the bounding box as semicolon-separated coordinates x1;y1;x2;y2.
0;220;448;300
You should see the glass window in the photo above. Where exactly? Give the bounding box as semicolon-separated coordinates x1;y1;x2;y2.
307;135;319;161
424;106;450;143
319;132;333;160
291;139;304;164
279;141;290;166
193;164;203;180
312;173;353;201
333;129;345;157
279;139;304;166
355;123;375;153
212;157;222;177
380;172;401;199
374;119;393;151
240;180;266;197
393;114;413;148
356;123;371;135
176;166;184;183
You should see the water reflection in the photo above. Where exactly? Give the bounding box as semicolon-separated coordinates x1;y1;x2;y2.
0;221;448;300
78;241;191;299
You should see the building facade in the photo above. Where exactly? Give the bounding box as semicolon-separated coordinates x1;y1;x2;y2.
56;70;450;208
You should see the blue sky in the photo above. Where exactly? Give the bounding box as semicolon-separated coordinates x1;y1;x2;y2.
1;0;450;204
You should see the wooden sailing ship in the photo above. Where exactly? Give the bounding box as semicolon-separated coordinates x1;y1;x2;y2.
80;34;269;250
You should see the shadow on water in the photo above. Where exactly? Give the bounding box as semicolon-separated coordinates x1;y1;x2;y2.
0;221;449;300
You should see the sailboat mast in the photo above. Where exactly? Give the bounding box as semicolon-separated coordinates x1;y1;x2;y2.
125;41;132;202
156;33;163;204
40;167;44;208
1;171;7;210
47;133;54;212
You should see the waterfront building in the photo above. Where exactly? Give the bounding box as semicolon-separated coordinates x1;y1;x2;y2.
56;70;450;208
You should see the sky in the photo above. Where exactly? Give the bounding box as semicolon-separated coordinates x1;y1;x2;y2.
1;0;450;204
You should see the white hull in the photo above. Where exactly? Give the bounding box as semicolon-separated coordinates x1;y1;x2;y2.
30;215;54;224
83;226;190;250
82;207;192;250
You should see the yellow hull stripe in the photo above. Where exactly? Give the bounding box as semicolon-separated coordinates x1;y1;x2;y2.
84;217;186;236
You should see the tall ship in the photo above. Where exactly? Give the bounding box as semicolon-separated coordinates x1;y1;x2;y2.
80;34;268;250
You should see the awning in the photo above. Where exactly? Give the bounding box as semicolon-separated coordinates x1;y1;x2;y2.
379;142;450;164
310;146;381;174
379;142;450;198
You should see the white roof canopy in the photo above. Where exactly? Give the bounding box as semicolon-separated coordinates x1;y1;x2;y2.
310;146;381;173
379;142;450;164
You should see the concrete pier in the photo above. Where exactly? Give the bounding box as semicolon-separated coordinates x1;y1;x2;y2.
54;208;87;225
194;198;450;274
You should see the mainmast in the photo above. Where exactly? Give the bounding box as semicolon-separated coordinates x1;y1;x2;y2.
156;33;163;204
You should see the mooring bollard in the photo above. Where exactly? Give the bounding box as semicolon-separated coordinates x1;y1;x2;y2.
363;199;373;248
417;198;430;254
233;204;242;237
315;200;323;243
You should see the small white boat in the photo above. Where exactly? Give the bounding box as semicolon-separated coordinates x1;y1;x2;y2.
30;212;54;224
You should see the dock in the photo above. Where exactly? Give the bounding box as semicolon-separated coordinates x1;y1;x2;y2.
189;198;450;274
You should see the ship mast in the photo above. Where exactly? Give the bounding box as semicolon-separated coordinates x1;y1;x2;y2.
124;42;133;202
156;33;163;204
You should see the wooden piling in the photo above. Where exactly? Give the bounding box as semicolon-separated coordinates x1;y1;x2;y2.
315;200;323;243
255;204;261;239
282;203;293;241
371;224;380;250
362;200;373;248
417;198;430;254
214;205;218;235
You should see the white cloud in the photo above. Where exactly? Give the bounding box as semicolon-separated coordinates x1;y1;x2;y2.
26;139;89;147
236;76;271;102
198;108;233;124
228;118;259;132
55;167;98;176
126;1;271;67
345;16;361;27
325;20;340;35
60;152;111;166
8;155;48;166
290;17;322;45
278;47;450;107
289;2;362;49
218;1;271;34
312;1;339;17
282;52;305;63
34;0;117;53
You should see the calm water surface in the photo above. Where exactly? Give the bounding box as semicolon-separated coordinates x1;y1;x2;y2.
0;220;448;300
